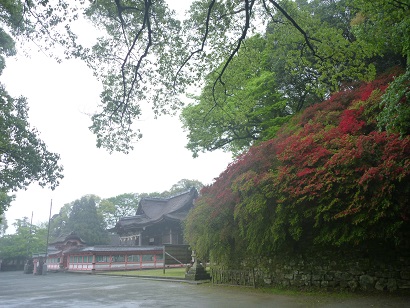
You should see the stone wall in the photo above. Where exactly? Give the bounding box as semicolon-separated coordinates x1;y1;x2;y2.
261;244;410;292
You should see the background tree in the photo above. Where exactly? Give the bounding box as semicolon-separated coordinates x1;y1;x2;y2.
98;193;139;229
0;86;64;219
138;179;204;199
168;179;204;195
64;195;109;245
48;195;109;245
0;217;47;260
0;213;8;236
48;203;71;242
350;0;409;69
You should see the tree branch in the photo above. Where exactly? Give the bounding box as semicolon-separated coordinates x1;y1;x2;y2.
267;0;323;61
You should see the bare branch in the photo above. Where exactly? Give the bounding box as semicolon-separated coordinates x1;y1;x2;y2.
173;0;217;89
110;0;153;123
114;0;129;46
211;0;255;107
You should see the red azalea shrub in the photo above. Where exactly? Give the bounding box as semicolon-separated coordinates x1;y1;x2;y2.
185;69;410;263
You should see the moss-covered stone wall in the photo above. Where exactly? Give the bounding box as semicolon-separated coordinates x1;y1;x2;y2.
262;243;410;292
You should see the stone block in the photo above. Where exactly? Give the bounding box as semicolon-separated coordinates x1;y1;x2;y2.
312;274;323;281
339;280;348;289
263;278;272;285
324;274;334;281
348;280;358;291
375;278;387;291
334;271;343;280
397;279;410;289
341;272;353;281
374;271;385;278
312;280;321;287
281;280;290;287
387;278;398;292
321;280;329;288
359;275;375;291
400;270;410;280
294;274;302;281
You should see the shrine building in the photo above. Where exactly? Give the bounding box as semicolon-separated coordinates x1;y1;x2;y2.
32;188;198;273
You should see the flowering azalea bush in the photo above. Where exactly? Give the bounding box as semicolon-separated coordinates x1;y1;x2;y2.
185;69;410;264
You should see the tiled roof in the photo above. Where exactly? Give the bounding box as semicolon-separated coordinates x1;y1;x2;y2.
49;231;86;245
66;245;164;254
113;187;198;231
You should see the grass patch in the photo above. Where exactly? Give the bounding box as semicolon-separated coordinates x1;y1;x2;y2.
101;267;186;278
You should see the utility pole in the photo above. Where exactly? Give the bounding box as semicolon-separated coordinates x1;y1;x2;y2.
42;199;53;275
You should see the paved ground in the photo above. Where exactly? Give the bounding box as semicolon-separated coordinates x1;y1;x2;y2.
0;271;409;307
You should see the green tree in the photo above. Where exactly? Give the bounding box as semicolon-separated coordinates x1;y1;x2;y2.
350;0;410;68
98;193;139;229
1;1;407;155
0;86;64;218
181;35;290;157
181;0;381;156
48;203;71;242
0;213;7;236
169;179;204;195
378;70;410;136
138;179;204;199
64;195;109;245
0;217;47;260
0;1;66;221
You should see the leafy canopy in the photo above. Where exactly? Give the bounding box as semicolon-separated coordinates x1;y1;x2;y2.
181;0;407;157
0;217;47;259
1;1;408;154
49;195;109;245
0;0;68;220
0;87;64;217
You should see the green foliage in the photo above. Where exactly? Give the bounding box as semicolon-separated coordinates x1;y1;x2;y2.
0;27;16;74
48;203;71;241
378;69;410;136
67;195;109;245
350;0;410;66
98;193;139;229
0;86;64;217
0;87;64;192
181;35;290;157
84;0;187;153
50;195;109;245
181;0;382;157
1;1;69;218
0;212;8;236
168;179;204;195
184;70;410;266
267;0;376;93
140;179;204;199
2;1;407;156
0;217;47;259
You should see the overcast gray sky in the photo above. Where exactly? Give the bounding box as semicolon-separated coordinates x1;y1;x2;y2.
1;1;232;231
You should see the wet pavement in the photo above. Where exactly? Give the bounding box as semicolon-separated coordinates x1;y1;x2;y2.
0;271;409;307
